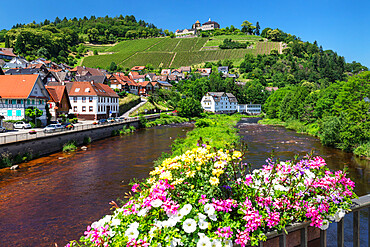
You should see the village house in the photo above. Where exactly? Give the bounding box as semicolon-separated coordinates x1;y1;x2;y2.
237;104;262;114
68;81;119;120
45;85;72;121
180;66;191;73
5;64;58;85
3;57;30;69
0;48;16;60
109;72;138;95
201;92;238;114
218;66;229;74
70;66;107;83
161;69;171;75
0;74;49;125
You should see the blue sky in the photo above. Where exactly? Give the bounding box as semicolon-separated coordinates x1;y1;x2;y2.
1;0;369;68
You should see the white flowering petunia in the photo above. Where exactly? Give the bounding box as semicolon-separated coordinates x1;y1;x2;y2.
111;218;120;227
224;240;233;247
183;218;197;233
138;208;149;217
197;236;212;247
198;219;209;229
320;220;329;230
180;204;193;215
208;214;217;221
204;204;215;216
128;222;140;230
125;227;139;239
211;239;222;247
334;209;346;222
151;199;163;208
198;213;207;220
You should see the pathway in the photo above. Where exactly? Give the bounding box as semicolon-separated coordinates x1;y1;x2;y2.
120;98;148;118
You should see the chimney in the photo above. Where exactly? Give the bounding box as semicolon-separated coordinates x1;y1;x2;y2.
91;80;94;85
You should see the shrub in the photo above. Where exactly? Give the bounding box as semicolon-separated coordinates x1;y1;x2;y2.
194;118;215;128
354;142;370;157
63;140;77;152
83;136;92;145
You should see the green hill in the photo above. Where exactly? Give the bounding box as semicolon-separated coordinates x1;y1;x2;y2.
82;36;282;69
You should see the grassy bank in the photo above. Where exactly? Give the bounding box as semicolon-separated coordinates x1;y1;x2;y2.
155;114;242;165
259;118;369;158
144;114;188;128
129;101;172;117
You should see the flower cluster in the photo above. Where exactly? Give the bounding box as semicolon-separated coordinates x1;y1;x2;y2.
68;145;356;247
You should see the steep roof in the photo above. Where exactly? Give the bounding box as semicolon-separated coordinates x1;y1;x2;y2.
226;93;238;103
45;85;67;104
0;74;40;99
113;73;137;86
0;48;16;57
73;66;105;77
69;81;118;98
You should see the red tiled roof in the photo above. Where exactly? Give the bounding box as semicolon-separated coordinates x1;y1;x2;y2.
69;81;118;98
0;74;39;99
130;71;139;76
45;85;67;103
113;73;137;86
72;66;105;76
0;48;16;57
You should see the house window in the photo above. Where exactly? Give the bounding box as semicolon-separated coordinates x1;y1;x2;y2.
32;99;35;104
17;99;22;104
89;106;93;112
7;110;12;116
4;99;7;104
16;110;21;117
82;106;86;112
12;99;16;104
27;99;30;104
73;106;77;112
39;100;42;104
82;97;86;103
89;97;93;102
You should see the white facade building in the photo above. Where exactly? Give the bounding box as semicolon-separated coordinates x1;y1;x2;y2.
237;104;262;114
201;92;238;113
68;81;119;120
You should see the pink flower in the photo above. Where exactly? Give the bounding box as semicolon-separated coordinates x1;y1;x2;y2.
198;194;209;205
131;183;140;193
215;226;233;239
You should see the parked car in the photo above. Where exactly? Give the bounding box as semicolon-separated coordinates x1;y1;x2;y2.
98;119;107;125
117;116;128;122
62;123;74;130
43;124;64;133
14;121;32;129
107;117;115;123
0;126;6;133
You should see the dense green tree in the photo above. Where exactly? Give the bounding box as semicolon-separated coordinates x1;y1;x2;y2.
255;22;260;36
177;97;203;118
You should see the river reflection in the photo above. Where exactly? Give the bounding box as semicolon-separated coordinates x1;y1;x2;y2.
0;125;193;247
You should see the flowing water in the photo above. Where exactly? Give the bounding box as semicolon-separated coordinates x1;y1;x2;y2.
0;120;368;246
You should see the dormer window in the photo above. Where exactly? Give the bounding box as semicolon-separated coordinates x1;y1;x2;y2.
85;88;90;92
75;88;80;92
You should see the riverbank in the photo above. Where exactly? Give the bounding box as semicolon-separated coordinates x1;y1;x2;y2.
258;118;370;159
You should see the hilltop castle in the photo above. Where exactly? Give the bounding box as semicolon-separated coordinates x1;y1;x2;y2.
175;18;220;37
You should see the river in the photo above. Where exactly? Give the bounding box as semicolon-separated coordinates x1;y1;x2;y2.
0;120;368;246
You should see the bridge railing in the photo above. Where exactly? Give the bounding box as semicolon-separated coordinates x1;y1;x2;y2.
255;194;370;247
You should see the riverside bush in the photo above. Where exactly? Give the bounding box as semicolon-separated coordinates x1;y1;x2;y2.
63;141;77;152
354;142;370;157
66;142;356;247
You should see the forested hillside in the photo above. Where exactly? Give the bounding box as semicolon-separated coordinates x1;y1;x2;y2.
3;15;162;64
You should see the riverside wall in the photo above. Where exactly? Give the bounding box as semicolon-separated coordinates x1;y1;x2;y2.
0;121;140;158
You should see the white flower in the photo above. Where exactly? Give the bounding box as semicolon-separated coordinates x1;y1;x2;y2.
125;227;139;239
198;219;209;229
211;239;222;247
138;208;149;217
305;170;315;179
180;204;193;215
198;213;207;220
151;199;163;208
334;209;346;222
197;236;212;247
111;218;120;226
224;240;233;247
274;184;288;192
198;233;207;239
204;204;215;216
320;220;329;230
128;222;140;230
183;218;197;233
170;238;183;247
91;215;111;229
208;214;217;221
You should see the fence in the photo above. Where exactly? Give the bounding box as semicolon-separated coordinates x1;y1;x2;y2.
257;193;370;247
0;114;160;145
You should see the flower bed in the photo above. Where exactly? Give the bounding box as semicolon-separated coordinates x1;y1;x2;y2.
66;142;356;247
